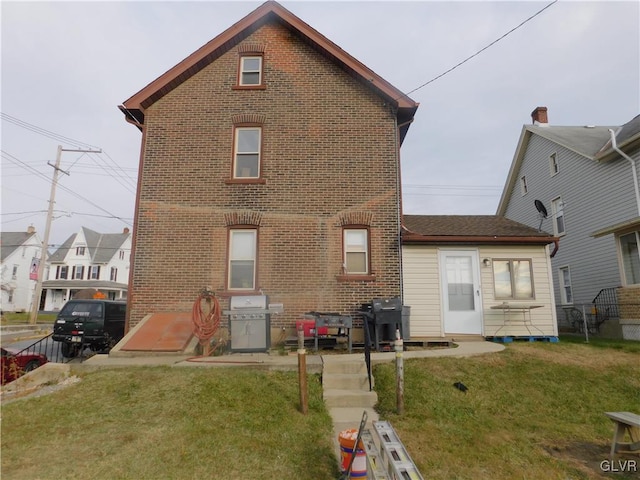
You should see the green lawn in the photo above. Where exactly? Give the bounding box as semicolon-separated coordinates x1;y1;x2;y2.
2;339;638;479
1;312;56;325
374;340;640;479
1;368;339;480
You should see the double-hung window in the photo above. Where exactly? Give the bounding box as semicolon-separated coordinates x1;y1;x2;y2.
239;56;262;86
343;229;369;275
110;267;118;282
73;265;84;280
559;266;573;304
228;229;257;290
551;197;565;236
89;266;100;280
233;127;261;179
76;246;85;256
620;231;640;285
493;259;534;299
57;265;68;279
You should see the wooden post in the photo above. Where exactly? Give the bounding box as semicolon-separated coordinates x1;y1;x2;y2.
298;326;308;414
395;329;404;415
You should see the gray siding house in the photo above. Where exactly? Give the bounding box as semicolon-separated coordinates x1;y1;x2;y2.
497;108;640;340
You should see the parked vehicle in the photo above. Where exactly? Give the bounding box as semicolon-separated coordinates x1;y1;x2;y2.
52;299;126;358
1;347;48;384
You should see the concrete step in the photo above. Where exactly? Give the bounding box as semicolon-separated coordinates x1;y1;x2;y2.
322;356;368;374
323;388;378;408
322;372;372;390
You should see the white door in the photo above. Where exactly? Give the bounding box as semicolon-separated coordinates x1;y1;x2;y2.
439;250;483;334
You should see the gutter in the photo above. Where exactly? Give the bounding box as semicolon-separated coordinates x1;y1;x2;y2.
609;128;640;216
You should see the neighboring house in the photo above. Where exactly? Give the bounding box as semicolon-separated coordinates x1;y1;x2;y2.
497;107;640;340
402;215;559;340
118;1;419;341
42;227;131;311
0;227;44;313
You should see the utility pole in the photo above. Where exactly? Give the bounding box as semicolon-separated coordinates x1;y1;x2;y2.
29;145;101;324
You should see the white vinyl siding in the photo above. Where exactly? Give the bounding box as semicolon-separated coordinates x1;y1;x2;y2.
402;245;558;338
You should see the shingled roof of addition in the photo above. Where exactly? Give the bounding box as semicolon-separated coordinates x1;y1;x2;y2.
402;215;556;245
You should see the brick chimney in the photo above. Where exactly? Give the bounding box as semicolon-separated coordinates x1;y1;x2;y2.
531;106;548;125
123;227;130;234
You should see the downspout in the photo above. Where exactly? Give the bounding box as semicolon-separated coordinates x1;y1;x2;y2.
395;115;414;303
609;129;640;216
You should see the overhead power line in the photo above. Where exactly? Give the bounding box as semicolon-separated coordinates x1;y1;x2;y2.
402;0;558;98
1;112;100;149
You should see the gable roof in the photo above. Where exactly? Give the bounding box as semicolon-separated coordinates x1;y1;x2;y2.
1;231;37;262
119;0;419;142
402;215;556;245
496;112;639;216
48;228;130;264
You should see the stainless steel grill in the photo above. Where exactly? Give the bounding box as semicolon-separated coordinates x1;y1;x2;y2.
225;295;271;352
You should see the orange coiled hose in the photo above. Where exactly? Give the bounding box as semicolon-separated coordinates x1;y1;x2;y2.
191;289;221;356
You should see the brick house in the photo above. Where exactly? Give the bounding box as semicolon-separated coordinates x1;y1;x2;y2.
119;1;418;344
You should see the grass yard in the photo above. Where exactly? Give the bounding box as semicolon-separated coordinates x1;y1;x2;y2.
1;339;638;479
1;368;339;480
1;312;56;325
374;339;640;480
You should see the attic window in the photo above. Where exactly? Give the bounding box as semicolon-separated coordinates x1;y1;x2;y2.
239;56;262;86
520;176;528;196
549;153;559;176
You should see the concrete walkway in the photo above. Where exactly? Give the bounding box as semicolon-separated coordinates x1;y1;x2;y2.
2;340;504;463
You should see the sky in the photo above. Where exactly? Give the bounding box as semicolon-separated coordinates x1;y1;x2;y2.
1;0;639;250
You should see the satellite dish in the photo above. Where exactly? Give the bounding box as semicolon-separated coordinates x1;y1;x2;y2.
534;200;548;231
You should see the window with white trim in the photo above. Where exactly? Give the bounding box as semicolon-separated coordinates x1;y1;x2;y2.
228;229;257;290
343;229;369;274
76;246;86;256
12;265;18;279
549;152;559;176
559;266;573;304
239;56;262;86
233;127;261;179
89;266;100;280
520;176;528;196
110;267;118;282
56;265;68;279
620;231;640;285
492;259;534;299
551;197;565;235
73;265;85;280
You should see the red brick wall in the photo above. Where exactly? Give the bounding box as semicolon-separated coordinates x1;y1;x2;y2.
128;22;404;334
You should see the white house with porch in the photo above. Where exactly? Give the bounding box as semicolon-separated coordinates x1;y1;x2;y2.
42;227;131;311
1;226;44;312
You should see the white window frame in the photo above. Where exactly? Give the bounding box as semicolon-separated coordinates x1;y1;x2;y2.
239;56;262;86
549;152;559;176
559;266;573;304
110;267;118;282
89;266;100;280
76;246;86;256
12;265;18;279
619;231;640;286
233;127;261;179
492;259;534;300
228;229;257;290
520;176;528;196
343;228;369;275
57;265;68;279
551;197;566;236
73;265;84;280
